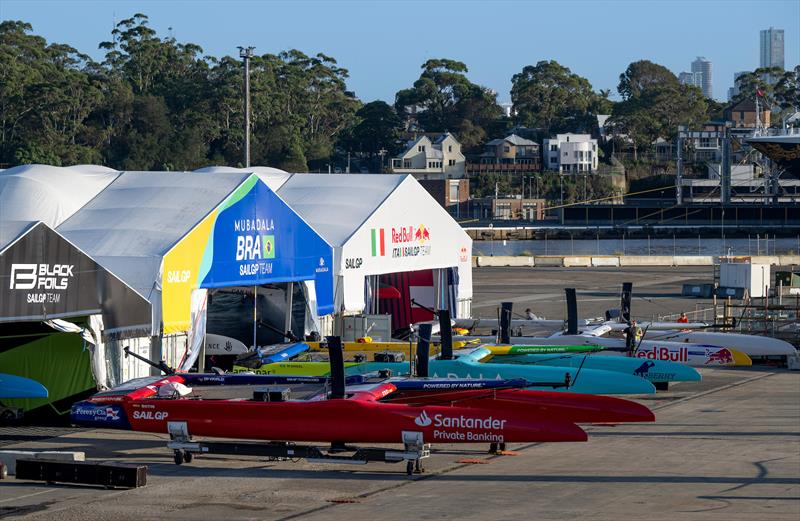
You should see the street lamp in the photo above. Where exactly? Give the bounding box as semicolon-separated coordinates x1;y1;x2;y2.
238;46;255;168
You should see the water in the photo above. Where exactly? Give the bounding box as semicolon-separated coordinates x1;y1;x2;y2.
472;236;800;257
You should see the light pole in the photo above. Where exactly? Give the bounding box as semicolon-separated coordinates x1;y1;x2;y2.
377;148;387;173
238;46;255;167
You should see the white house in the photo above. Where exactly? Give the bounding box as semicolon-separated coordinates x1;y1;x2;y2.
390;133;466;180
543;133;598;173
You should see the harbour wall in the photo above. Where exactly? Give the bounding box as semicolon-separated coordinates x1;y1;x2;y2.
473;255;800;268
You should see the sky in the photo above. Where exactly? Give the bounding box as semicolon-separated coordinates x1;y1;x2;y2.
2;0;798;103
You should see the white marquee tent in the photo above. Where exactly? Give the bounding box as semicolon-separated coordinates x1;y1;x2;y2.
194;168;474;320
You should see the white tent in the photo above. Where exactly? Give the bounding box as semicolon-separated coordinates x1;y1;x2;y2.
0;164;119;248
192;167;474;320
57;171;250;303
194;165;291;191
275;173;473;317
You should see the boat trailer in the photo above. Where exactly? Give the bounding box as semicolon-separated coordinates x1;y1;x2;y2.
166;421;431;476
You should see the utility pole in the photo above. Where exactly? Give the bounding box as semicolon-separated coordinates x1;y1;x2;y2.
721;122;731;205
238;46;255;167
676;126;684;205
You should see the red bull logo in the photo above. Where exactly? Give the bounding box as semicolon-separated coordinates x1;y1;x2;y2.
388;224;432;259
635;346;689;362
392;225;430;244
705;348;733;365
413;224;431;244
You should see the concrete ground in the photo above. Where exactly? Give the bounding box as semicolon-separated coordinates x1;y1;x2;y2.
1;266;798;520
471;265;717;321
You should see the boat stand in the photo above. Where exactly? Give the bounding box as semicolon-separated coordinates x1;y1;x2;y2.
166;422;430;476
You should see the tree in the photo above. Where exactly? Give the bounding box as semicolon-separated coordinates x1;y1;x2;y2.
610;61;707;159
617;60;679;101
774;66;800;113
511;60;605;135
732;66;799;124
395;59;502;150
341;100;403;166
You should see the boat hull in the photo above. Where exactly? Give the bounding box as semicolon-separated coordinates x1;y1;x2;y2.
72;395;588;444
496;354;701;383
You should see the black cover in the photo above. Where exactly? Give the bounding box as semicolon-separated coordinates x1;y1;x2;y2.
499;302;513;344
416;323;432;377
15;459;147;488
326;336;346;399
620;282;633;324
0;223;150;337
437;309;453;360
565;288;578;335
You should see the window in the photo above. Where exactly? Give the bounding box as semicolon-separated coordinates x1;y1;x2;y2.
504;146;510;153
563;151;568;157
418;145;426;152
449;181;459;201
403;159;412;168
550;145;558;151
448;145;452;152
449;159;456;166
550;157;557;164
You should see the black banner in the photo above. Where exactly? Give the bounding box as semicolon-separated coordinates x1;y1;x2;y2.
0;223;150;336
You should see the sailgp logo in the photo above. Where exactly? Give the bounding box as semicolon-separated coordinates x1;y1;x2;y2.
414;410;432;427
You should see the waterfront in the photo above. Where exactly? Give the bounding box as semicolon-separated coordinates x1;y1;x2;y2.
1;265;798;521
472;237;800;257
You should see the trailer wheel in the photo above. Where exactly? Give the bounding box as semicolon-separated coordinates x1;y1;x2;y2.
489;442;498;454
406;461;414;476
174;450;184;465
183;451;193;463
499;443;506;452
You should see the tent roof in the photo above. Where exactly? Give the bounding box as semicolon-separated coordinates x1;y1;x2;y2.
193;165;291;191
57;171;250;300
276;174;408;247
0;164;119;249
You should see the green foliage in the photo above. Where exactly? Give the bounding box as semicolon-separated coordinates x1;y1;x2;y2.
470;172;618;205
394;59;502;150
511;60;607;135
0;16;358;170
610;60;707;157
731;66;799;122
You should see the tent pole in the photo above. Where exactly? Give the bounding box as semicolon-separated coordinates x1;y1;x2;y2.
285;282;294;340
253;286;257;351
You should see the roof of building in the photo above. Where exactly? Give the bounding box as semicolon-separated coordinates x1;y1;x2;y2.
275;174;407;247
0;164;120;250
486;134;538;147
57;171;250;299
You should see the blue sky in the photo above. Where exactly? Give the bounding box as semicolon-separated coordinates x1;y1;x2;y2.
2;0;798;103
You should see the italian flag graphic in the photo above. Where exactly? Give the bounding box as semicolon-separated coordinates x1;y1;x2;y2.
371;228;385;257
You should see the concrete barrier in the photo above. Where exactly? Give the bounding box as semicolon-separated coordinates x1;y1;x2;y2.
476;256;534;267
591;256;620;267
533;256;565;267
750;256;781;265
0;450;85;474
473;254;797;268
563;256;592;267
673;256;714;266
0;451;35;474
619;255;674;266
35;451;85;462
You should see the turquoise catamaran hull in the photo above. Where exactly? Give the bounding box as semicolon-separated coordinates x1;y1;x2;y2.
344;360;656;395
496;354;701;384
